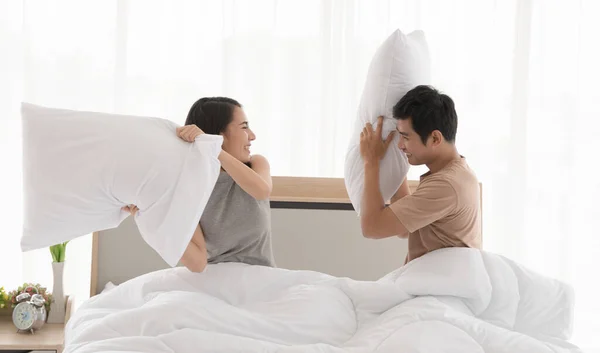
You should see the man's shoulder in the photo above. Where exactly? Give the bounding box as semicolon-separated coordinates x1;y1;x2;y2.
411;175;459;208
447;162;480;207
435;158;478;185
423;159;479;205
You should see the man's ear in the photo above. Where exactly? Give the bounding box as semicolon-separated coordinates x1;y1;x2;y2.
430;130;444;147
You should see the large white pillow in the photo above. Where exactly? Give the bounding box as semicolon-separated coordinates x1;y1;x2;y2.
21;103;223;267
344;29;431;214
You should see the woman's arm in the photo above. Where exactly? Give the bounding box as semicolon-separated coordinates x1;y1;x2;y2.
176;124;272;200
218;152;272;200
179;224;208;273
122;204;208;273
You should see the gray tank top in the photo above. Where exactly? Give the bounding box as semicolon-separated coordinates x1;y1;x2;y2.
200;171;275;267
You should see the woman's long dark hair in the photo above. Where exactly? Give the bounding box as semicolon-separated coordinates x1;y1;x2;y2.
185;97;242;134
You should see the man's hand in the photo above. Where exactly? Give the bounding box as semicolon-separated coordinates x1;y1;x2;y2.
176;124;205;142
360;116;395;164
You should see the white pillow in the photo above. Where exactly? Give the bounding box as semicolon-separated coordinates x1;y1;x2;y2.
344;29;431;214
21;103;223;267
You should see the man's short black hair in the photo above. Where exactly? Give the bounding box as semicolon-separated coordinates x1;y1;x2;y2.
392;85;457;144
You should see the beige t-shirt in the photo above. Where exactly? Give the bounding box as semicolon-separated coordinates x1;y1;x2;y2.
389;157;482;263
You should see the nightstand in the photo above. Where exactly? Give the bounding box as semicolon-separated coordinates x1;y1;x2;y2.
0;296;73;353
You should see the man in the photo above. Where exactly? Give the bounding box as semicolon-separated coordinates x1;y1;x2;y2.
359;85;481;264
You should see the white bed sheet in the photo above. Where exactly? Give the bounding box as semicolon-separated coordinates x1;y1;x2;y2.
64;248;582;352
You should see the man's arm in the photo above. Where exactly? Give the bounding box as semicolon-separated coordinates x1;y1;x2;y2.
390;177;411;204
358;117;409;239
360;160;410;239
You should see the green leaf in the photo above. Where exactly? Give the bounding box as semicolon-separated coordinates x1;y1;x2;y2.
48;241;69;262
49;246;56;262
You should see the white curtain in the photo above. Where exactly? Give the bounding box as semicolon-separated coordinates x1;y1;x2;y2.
1;0;598;350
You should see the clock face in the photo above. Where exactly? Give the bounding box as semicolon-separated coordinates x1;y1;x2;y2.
12;303;35;330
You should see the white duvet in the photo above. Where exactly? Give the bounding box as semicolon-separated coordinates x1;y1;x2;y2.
64;249;582;352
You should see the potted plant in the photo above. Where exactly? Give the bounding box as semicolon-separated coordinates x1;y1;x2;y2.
5;283;52;318
0;286;9;316
47;241;68;323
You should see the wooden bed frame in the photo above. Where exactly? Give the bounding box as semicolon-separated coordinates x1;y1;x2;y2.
89;177;482;296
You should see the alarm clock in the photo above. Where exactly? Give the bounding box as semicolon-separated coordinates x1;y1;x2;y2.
11;289;47;334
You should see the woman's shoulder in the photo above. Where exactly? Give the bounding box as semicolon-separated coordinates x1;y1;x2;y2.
249;154;270;168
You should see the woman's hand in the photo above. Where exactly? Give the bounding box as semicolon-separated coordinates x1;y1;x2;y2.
176;124;205;142
121;204;139;216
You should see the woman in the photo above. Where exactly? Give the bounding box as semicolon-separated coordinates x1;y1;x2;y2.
124;97;275;272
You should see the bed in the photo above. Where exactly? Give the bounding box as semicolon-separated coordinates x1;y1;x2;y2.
62;178;582;352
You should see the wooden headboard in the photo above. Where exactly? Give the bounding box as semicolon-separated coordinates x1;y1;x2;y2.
89;177;482;296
